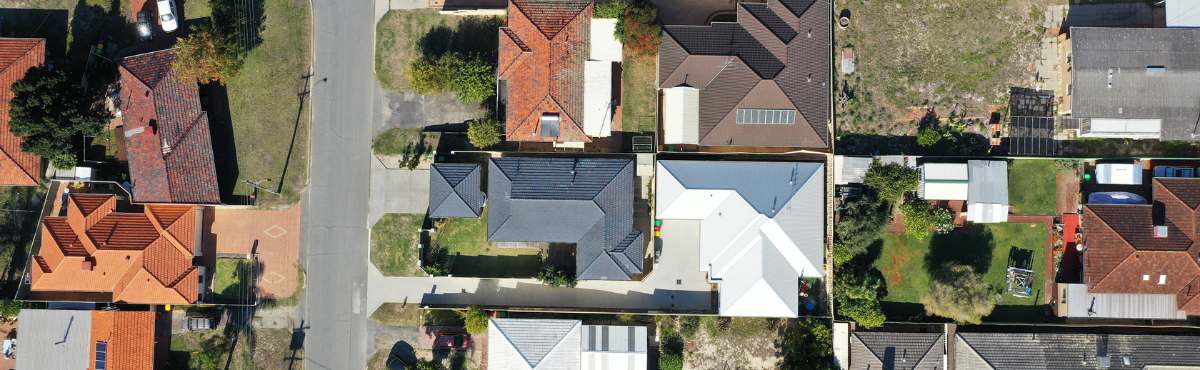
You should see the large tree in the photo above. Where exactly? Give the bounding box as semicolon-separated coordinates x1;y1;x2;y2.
8;66;111;169
173;27;243;84
921;264;997;324
834;193;889;260
863;161;919;201
835;268;887;328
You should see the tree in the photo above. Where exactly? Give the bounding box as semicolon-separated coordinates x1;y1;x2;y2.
407;55;453;95
839;298;886;329
658;333;684;370
779;319;836;370
899;200;954;239
863;161;919;201
594;0;627;18
621;2;661;57
458;305;489;334
835;268;886;329
467;117;502;148
0;299;19;321
449;55;496;105
8;66;111;169
422;245;450;276
917;126;942;147
921;264;997;324
172;27;243;84
834;194;889;261
536;263;576;287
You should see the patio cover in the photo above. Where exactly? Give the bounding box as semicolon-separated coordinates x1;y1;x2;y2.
661;86;699;144
920;163;969;200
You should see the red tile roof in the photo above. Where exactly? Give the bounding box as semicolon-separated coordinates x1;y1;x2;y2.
31;193;200;304
498;0;591;142
1083;178;1200;315
0;38;44;185
91;310;156;370
118;49;220;204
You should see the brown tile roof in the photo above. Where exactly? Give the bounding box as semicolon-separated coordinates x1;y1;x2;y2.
1083;178;1200;315
659;0;830;148
498;0;592;142
31;194;199;304
0;38;44;185
91;310;156;370
118;49;220;204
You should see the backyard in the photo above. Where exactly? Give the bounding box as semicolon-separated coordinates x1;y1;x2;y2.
371;213;427;277
874;222;1050;317
834;0;1051;136
621;52;657;134
430;210;542;278
1008;159;1059;216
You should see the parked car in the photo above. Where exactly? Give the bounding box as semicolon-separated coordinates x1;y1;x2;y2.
157;0;178;32
186;314;219;331
432;331;470;350
137;11;152;39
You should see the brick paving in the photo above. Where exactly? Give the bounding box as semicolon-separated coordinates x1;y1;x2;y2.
204;205;302;299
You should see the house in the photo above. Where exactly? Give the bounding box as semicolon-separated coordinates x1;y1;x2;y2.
18;309;163;370
487;318;647;370
918;163;969;201
848;331;945;370
1071;178;1200;319
0;38;45;186
487;157;643;280
29;193;203;304
955;332;1200;369
428;163;484;218
497;0;623;144
117;48;220;204
1062;27;1200;140
658;0;831;148
655;160;824;317
966;160;1009;223
1167;0;1200;27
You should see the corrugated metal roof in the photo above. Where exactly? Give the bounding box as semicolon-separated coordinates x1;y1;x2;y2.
967;160;1008;205
17;309;92;370
834;156;872;185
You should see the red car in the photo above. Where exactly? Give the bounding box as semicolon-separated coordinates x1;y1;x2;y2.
433;331;471;350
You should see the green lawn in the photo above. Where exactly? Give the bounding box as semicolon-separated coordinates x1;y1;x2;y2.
874;223;1048;307
375;10;502;92
621;54;657;133
371;214;427;277
212;258;254;303
431;210;542;278
223;0;311;206
1008;159;1058;215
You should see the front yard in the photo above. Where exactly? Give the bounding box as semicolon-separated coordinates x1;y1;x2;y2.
371;213;427;277
875;223;1049;311
430;210;542;278
212;258;256;304
170;326;300;370
374;10;500;93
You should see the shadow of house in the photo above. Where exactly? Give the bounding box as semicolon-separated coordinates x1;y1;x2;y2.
200;83;241;203
420;280;715;313
418;16;503;61
0;8;68;59
448;254;541;278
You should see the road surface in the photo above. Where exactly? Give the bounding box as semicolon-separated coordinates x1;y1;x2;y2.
302;0;376;368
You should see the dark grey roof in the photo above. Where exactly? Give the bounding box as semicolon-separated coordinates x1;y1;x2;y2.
743;3;796;42
487;157;642;280
956;332;1200;370
663;23;785;79
849;332;944;370
429;163;484;218
1070;27;1200;140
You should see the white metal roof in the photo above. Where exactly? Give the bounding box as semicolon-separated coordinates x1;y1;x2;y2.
1062;284;1187;320
1168;0;1200;27
661;86;699;144
17;309;92;370
834;156;872;185
921;163;969;200
1081;118;1162;139
1096;163;1144;185
581;325;648;370
967;203;1009;223
583;60;615;138
589;19;622;62
922;163;968;180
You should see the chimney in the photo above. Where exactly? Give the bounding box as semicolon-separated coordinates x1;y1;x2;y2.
1153;225;1169;238
81;257;95;271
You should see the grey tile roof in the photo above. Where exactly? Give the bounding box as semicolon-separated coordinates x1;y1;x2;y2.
849;332;944;370
490;318;581;369
658;0;831;148
429;163;484;218
1070;27;1200;140
956;332;1200;370
487;157;642;280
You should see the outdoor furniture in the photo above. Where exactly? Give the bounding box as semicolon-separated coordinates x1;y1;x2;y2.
1007;248;1035;298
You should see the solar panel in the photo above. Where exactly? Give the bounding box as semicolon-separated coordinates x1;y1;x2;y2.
735;108;797;125
96;341;108;370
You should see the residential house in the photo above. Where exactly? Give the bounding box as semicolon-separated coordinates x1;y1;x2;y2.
487;157;643;280
29;193;203;304
117;48;220;204
428;163;484;218
658;0;831;149
955;332;1200;369
1067;177;1200;319
18;309;164;370
497;0;624;145
487;318;647;370
1062;27;1200;140
655;160;824;317
848;331;945;370
0;38;45;186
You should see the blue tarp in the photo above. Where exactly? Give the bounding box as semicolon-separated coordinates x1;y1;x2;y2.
1088;192;1147;205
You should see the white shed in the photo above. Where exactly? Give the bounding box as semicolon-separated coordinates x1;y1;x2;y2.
661;86;699;144
1096;163;1144;185
920;163;969;200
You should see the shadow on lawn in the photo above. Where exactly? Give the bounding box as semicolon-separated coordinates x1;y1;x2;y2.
449;254;541;278
926;224;995;276
418;16;503;60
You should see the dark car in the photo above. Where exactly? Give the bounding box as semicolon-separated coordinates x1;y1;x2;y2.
432;331;471;350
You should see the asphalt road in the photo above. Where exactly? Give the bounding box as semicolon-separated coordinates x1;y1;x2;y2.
302;0;376;368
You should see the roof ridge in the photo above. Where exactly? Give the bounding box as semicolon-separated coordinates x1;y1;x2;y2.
0;38;42;76
1086;206;1141;288
494;319;580;368
0;145;37;184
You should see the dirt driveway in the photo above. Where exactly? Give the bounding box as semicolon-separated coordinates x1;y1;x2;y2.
204;205;302;300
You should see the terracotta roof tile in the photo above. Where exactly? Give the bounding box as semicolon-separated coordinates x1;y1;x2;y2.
0;38;44;185
1083;178;1200;315
118;49;220;204
91;310;156;370
31;194;199;304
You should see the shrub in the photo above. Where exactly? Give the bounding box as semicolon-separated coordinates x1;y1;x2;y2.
835;268;886;328
779;319;835;370
407;55;455;95
173;26;243;84
621;2;661;57
658;333;684;370
536;264;576;287
917;127;943;147
8;66;110;169
834;194;889;260
0;299;19;321
594;0;627;18
899;200;954;239
921;264;997;324
839;298;886;328
700;316;728;336
458;305;489;334
406;53;495;105
467;117;503;148
679;315;700;338
423;245;450;276
863;161;919;201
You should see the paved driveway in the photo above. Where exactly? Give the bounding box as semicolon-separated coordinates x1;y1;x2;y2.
369;159;430;225
204;205;302;299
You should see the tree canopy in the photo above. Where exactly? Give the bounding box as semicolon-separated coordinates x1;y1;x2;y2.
921;264;997;324
172;26;243;84
834;194;889;262
458;305;489;334
8;66;111;168
467;117;502;148
863;161;919;201
899;199;955;239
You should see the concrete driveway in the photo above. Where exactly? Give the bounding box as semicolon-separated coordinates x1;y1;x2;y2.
369;158;430;226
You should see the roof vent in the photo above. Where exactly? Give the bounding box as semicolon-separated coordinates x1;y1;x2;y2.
161;141;172;155
1154;225;1168;238
1107;68;1113;88
1146;65;1166;74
